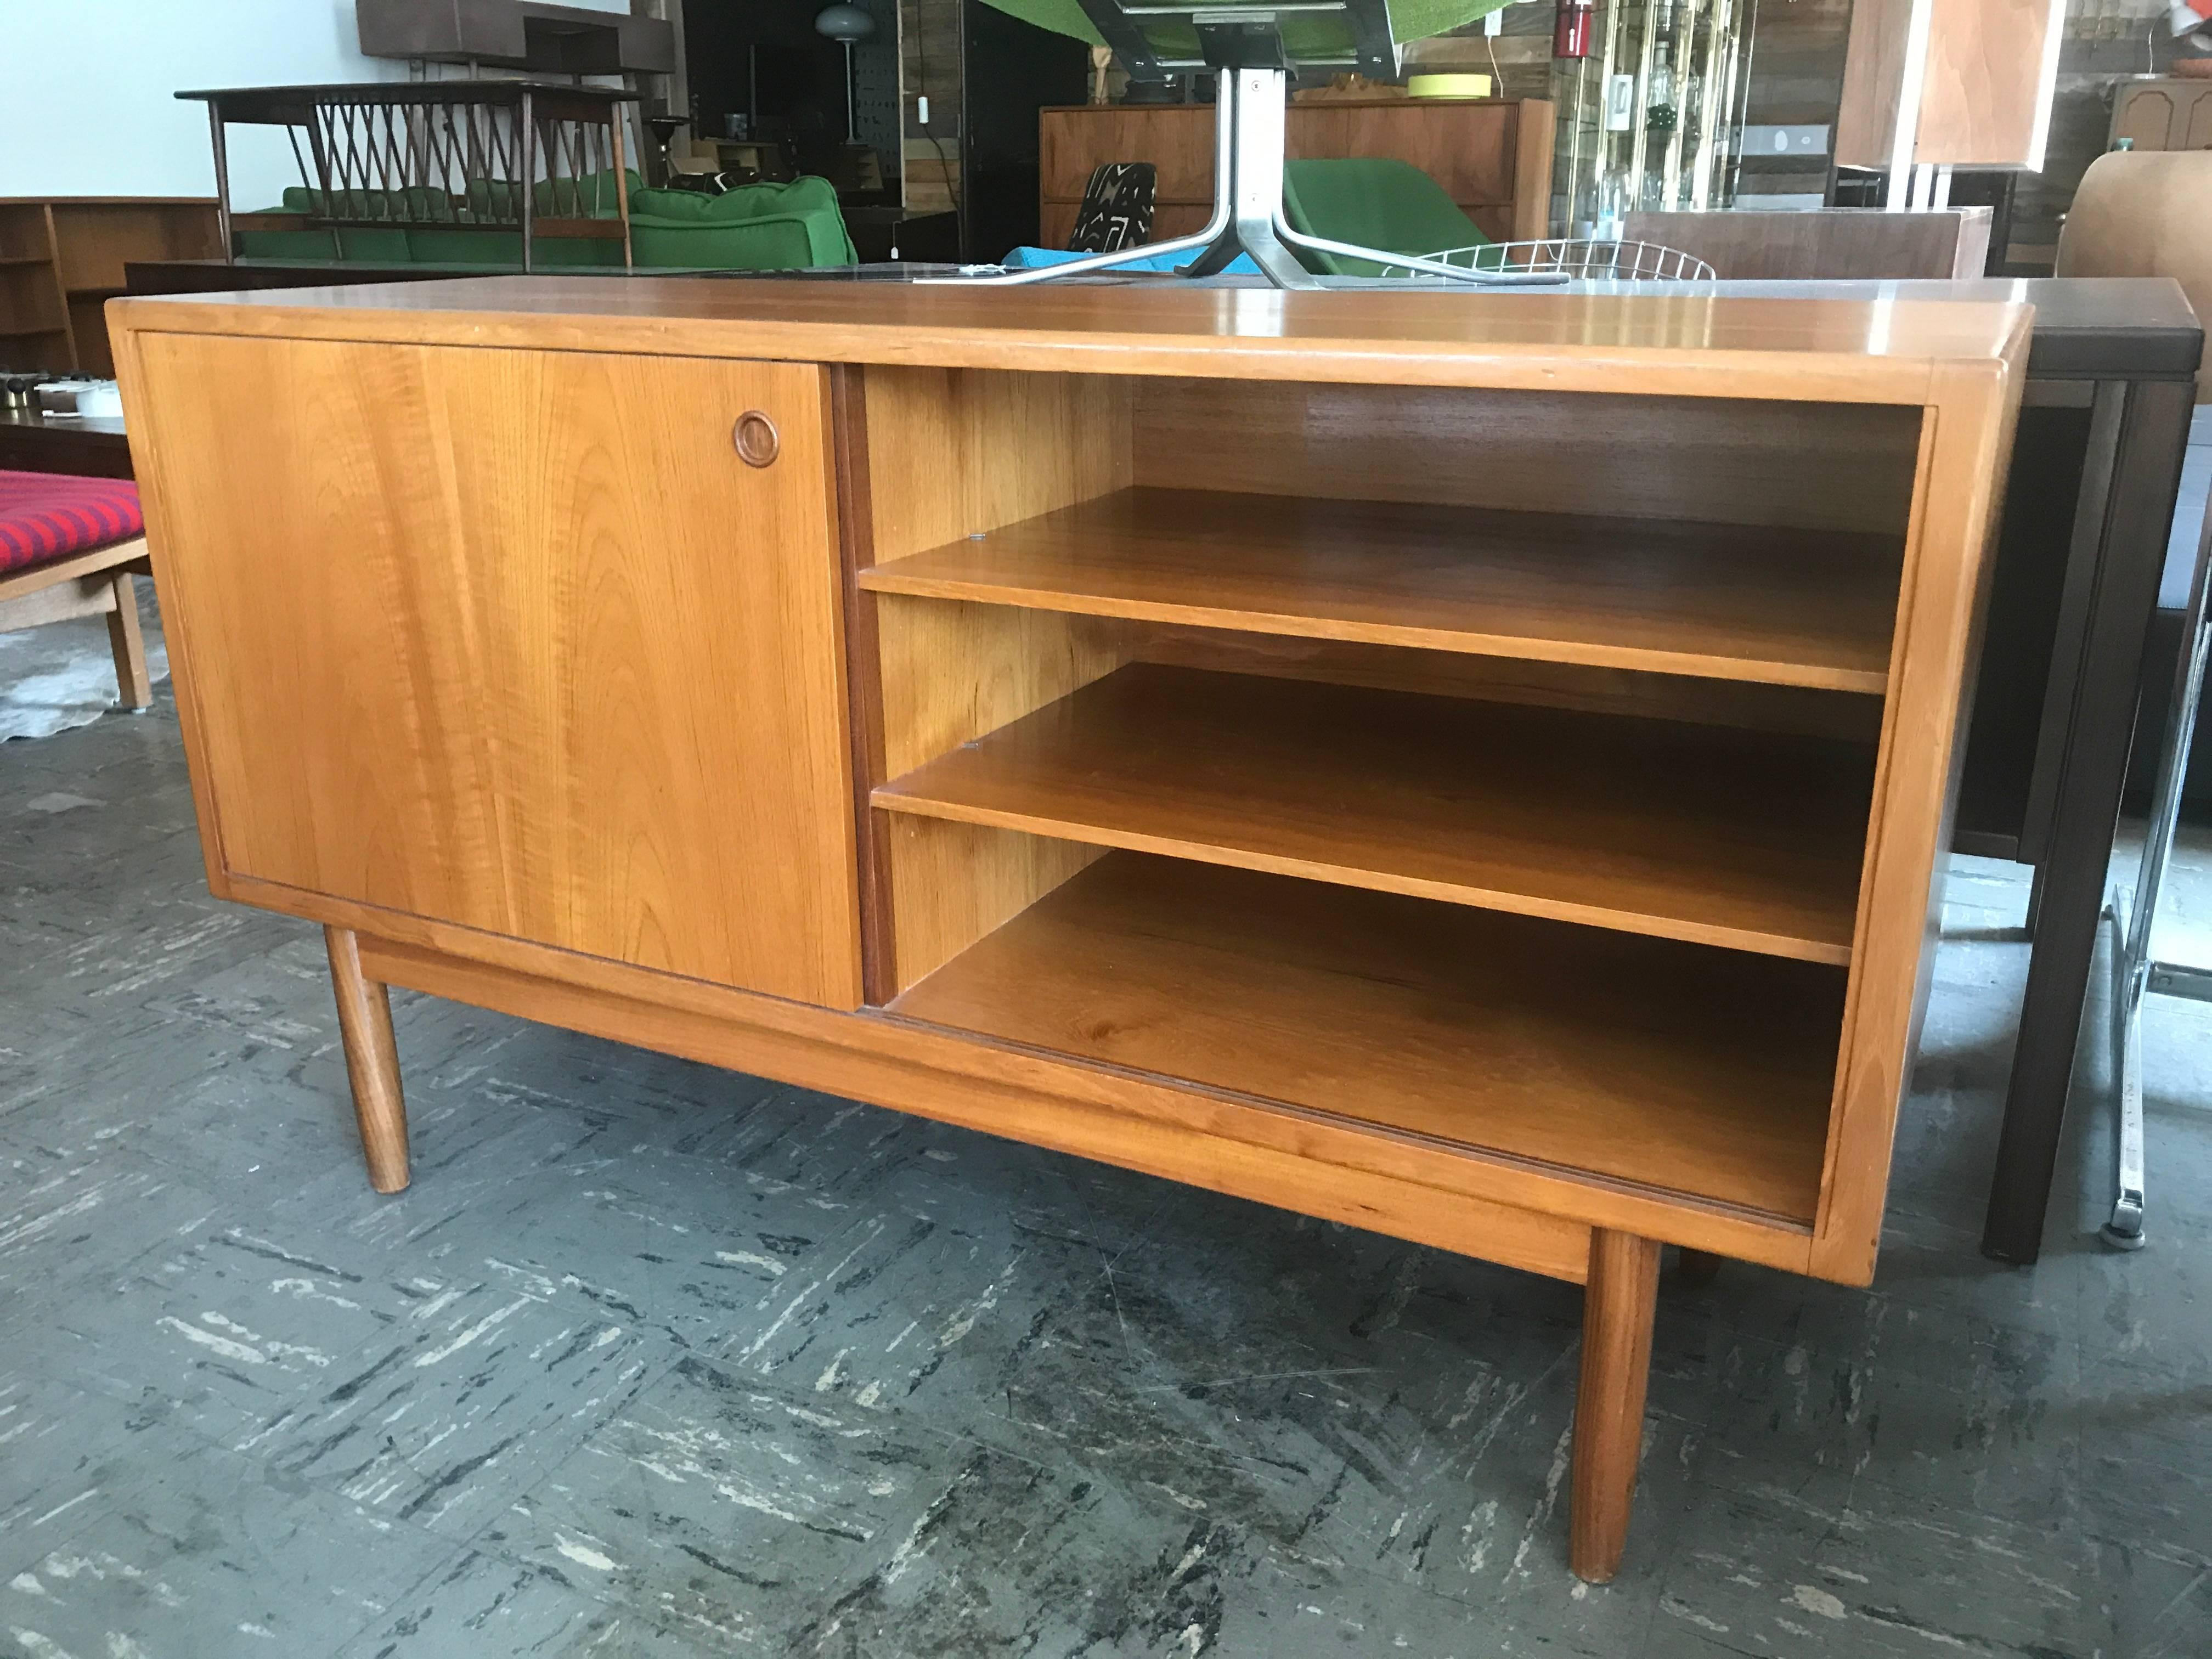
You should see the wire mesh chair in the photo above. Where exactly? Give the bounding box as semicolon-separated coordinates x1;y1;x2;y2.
1374;240;1717;283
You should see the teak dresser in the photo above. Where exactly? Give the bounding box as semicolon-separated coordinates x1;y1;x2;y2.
108;279;2028;1583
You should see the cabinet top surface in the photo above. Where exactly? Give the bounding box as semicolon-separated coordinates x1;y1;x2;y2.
110;276;2030;399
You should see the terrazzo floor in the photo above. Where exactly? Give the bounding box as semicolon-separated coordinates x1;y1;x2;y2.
1;674;2208;1657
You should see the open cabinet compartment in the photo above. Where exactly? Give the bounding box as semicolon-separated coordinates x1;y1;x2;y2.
844;364;1927;1237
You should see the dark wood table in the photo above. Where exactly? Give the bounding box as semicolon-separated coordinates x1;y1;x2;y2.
0;408;134;479
1632;278;2200;1265
1965;280;2200;1264
126;258;531;295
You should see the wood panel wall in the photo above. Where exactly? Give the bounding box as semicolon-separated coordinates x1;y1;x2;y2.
899;0;963;212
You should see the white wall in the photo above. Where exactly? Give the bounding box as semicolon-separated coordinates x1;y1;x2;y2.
0;0;628;208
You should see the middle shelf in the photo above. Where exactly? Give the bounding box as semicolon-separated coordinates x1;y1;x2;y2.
857;486;1908;692
874;664;1877;964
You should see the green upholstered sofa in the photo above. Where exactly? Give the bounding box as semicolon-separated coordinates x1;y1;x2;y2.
1280;157;1494;277
235;173;640;267
626;178;856;271
233;170;856;272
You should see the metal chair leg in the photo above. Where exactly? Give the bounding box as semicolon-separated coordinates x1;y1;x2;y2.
2100;902;2148;1251
922;66;1563;292
2101;452;2212;1251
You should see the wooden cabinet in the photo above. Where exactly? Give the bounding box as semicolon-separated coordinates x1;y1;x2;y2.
1622;207;1993;279
1037;98;1554;251
128;335;862;1008
0;198;219;376
110;279;2024;1587
2111;76;2212;153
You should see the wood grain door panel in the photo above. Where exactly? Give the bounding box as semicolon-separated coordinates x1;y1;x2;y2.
1041;107;1215;200
2185;86;2212;150
1331;105;1516;205
134;334;862;1008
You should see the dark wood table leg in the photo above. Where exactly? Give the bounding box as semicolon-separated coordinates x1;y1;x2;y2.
1983;377;2195;1264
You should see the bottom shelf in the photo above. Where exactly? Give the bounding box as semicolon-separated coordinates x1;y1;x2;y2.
889;854;1843;1223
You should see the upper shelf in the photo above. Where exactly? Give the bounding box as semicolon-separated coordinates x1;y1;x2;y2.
859;488;1905;693
876;664;1875;964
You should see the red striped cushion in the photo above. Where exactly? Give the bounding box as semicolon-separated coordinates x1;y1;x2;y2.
0;470;144;577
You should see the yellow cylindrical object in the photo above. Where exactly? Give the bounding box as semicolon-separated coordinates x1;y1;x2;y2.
1407;73;1493;99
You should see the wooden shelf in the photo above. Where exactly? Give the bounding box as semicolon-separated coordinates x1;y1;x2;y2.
875;665;1874;964
860;487;1905;693
0;324;65;338
890;854;1843;1223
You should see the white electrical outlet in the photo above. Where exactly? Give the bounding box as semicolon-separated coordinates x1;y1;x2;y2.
917;95;930;125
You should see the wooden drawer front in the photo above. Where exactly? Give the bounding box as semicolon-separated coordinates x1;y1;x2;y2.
1321;104;1517;207
1041;107;1215;201
1039;200;1079;249
134;334;863;1008
2111;86;2180;151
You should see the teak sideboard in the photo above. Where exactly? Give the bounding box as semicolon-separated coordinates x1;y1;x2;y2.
108;279;2028;1583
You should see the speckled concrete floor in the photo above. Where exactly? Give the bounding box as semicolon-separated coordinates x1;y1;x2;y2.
2;676;2209;1658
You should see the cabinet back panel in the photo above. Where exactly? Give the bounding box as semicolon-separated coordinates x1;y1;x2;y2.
859;366;1133;994
862;365;1132;562
1130;626;1886;744
873;592;1127;992
1133;379;1922;535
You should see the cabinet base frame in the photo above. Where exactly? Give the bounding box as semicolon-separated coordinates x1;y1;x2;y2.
323;923;1665;1583
266;875;1815;1274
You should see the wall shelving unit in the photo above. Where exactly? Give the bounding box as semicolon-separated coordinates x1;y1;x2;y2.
0;198;219;376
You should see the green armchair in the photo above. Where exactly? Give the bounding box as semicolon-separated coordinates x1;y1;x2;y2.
1279;157;1493;278
627;178;856;271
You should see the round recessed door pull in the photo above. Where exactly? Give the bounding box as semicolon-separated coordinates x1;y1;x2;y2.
733;411;779;467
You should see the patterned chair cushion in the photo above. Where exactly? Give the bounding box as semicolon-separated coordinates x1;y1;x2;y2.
0;470;143;577
1069;162;1156;253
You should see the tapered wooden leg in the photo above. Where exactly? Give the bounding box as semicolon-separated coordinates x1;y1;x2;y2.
1570;1229;1661;1584
105;573;153;710
1674;1247;1723;1288
325;926;409;1193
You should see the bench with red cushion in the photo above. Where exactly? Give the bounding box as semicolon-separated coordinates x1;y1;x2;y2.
0;469;144;576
